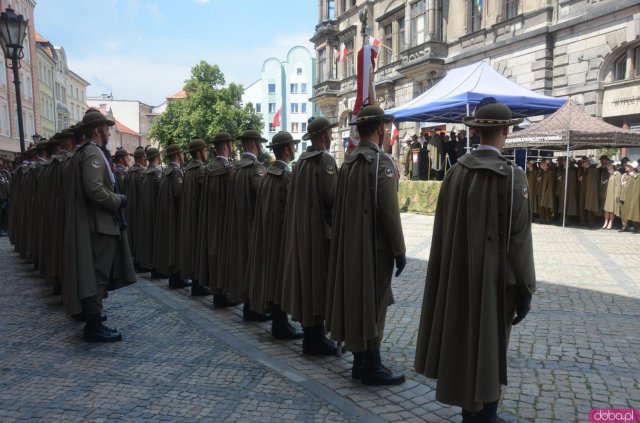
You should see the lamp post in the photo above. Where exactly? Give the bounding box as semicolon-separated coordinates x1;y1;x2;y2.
0;7;28;154
31;133;40;144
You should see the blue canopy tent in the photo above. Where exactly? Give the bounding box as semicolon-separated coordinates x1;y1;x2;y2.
387;61;566;123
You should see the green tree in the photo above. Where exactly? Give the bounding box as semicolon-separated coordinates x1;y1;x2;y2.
150;60;263;153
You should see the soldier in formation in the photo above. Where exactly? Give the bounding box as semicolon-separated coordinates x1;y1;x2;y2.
8;110;136;342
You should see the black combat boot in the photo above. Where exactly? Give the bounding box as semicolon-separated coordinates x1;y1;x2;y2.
242;303;272;322
302;323;337;356
619;225;631;232
168;273;191;289
271;307;303;340
361;350;405;386
213;293;240;308
83;314;122;343
190;280;210;297
351;352;365;379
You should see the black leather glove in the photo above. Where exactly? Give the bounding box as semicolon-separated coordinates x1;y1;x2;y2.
119;194;127;207
394;254;406;277
512;290;532;325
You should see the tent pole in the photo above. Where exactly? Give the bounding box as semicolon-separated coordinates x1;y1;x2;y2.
466;103;470;154
562;142;569;228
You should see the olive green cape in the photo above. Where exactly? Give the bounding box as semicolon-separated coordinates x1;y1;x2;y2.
280;147;337;326
621;173;640;222
137;163;163;269
325;141;406;352
556;166;578;216
179;160;205;280
226;154;265;302
153;163;183;275
247;161;291;314
62;142;136;315
415;150;536;412
197;157;233;291
124;163;145;259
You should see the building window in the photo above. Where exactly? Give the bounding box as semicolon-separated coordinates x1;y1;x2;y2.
291;122;300;133
301;122;307;132
255;103;261;113
325;0;335;20
505;0;519;19
383;23;393;65
344;39;355;77
0;58;6;87
296;66;303;75
269;123;276;132
398;18;406;51
410;0;426;47
290;83;298;94
268;102;277;113
268;83;276;94
291;103;299;113
318;47;328;82
469;0;482;32
614;54;626;81
635;47;640;77
301;83;307;94
301;103;307;114
0;100;8;136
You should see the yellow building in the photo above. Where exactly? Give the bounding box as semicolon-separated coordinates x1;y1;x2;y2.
35;33;56;139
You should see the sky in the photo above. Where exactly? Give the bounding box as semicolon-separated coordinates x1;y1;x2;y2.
34;0;317;106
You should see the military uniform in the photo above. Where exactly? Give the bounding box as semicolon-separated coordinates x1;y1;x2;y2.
415;99;535;420
196;133;236;305
124;147;146;265
153;144;187;287
246;131;302;339
62;111;135;342
326;107;406;386
113;148;130;191
280;118;338;354
137;148;163;273
179;138;209;295
225;130;267;315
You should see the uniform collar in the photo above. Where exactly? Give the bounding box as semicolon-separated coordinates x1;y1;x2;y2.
477;144;502;155
274;159;291;172
216;156;230;163
242;152;257;161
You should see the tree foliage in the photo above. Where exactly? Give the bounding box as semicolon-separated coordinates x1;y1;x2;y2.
150;61;263;152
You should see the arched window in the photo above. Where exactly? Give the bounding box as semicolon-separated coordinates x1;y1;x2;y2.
614;54;626;81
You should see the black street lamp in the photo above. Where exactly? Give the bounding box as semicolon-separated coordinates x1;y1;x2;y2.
0;7;28;154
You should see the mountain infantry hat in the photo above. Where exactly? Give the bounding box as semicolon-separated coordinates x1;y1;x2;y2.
238;129;268;143
462;97;523;128
164;143;182;156
350;105;395;126
81;110;115;129
187;137;208;154
114;148;130;159
211;132;236;144
266;131;301;149
133;146;146;159
35;138;49;150
145;146;160;160
22;145;37;159
302;117;338;140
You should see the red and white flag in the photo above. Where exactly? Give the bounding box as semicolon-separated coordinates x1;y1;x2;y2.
348;44;379;149
390;123;399;146
369;36;380;48
272;107;281;128
339;43;348;63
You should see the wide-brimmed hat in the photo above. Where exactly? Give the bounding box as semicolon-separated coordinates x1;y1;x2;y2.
302;117;338;140
164;143;182;156
187;137;208;154
35;138;49;150
350;105;395;126
599;155;610;161
237;129;267;143
266;131;301;149
626;161;638;169
133;146;146;159
462;97;523;128
22;145;38;159
81;110;115;129
114;148;130;159
145;147;160;160
211;132;236;144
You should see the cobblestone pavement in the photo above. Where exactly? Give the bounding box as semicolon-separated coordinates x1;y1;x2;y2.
0;214;639;422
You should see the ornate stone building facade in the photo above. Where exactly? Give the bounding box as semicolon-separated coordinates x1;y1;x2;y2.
311;0;640;160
